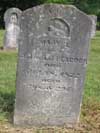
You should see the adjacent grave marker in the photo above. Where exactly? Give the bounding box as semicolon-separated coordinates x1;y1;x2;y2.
89;15;97;38
4;8;22;49
14;4;92;127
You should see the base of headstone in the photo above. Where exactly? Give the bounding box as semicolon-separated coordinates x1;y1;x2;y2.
4;47;18;51
14;117;79;128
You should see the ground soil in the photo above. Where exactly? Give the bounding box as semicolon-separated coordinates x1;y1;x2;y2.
0;102;100;133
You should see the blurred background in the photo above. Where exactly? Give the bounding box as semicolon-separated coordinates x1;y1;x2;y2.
0;0;100;29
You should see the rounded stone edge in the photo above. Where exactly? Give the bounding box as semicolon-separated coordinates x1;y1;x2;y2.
4;7;22;23
22;4;92;24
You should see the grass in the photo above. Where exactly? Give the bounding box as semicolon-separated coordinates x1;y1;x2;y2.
0;29;5;48
83;31;100;102
0;51;17;121
0;30;100;132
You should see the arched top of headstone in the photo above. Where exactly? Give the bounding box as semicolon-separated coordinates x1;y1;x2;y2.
4;8;22;25
22;4;92;24
21;4;92;39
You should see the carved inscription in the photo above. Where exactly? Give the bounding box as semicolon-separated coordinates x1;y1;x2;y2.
46;7;66;16
20;18;86;93
47;18;70;37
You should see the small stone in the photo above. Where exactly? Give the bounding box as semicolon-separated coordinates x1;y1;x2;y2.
4;8;22;49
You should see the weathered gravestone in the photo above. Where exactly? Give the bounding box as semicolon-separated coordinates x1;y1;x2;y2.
14;4;92;127
4;8;22;49
89;15;97;38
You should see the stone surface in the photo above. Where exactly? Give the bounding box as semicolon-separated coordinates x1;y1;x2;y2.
14;4;92;127
89;15;97;38
4;8;22;49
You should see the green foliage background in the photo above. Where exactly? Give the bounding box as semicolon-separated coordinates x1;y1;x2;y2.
0;0;100;28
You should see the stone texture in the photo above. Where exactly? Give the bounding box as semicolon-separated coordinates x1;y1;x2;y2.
4;8;22;49
89;15;97;38
14;4;92;127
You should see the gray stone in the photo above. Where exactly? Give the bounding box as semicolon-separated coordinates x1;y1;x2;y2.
14;4;92;127
4;8;22;49
89;15;97;38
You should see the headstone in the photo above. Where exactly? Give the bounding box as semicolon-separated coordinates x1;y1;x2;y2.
4;8;22;49
14;4;92;127
89;15;97;38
